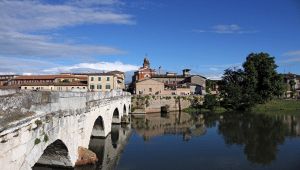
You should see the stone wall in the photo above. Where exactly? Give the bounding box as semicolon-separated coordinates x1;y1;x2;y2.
131;95;203;113
0;89;18;96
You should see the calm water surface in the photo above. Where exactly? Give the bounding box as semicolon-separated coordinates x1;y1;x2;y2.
39;112;300;170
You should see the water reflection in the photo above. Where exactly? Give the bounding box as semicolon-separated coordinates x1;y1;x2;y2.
75;124;132;170
129;112;300;169
131;112;206;142
218;113;286;165
33;112;300;170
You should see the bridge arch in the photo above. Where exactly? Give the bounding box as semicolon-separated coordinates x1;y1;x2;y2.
32;139;72;169
112;108;121;124
91;116;105;137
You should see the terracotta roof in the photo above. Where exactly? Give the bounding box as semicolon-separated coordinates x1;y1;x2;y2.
107;70;125;74
21;82;87;86
14;75;83;80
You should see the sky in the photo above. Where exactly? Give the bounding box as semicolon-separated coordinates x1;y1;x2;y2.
0;0;300;80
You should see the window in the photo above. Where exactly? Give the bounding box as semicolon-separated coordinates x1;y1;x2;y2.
106;77;110;81
91;77;94;81
98;77;101;81
83;87;85;89
149;88;152;92
106;84;111;89
97;85;102;89
90;85;95;89
24;87;27;89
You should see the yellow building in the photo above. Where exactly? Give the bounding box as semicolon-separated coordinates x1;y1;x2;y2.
88;73;125;92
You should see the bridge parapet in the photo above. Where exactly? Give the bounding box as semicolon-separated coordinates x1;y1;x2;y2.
0;90;130;136
0;90;131;170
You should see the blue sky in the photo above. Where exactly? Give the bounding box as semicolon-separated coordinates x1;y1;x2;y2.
0;0;299;79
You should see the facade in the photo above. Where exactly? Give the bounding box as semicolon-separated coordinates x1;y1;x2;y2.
107;71;126;90
8;75;87;86
132;58;156;83
283;73;300;98
0;75;18;86
88;73;124;92
21;82;87;92
135;79;164;95
132;58;206;95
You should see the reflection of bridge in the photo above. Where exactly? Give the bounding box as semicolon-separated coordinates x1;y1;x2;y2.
0;90;131;170
75;124;132;170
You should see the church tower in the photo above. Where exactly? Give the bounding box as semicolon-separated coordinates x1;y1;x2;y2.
143;57;150;68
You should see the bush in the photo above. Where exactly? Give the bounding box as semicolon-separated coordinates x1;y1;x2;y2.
203;94;218;111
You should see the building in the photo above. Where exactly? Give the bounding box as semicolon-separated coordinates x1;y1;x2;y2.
107;70;126;90
132;57;156;83
8;75;87;86
21;82;87;92
88;73;125;92
283;73;300;98
0;75;18;86
132;58;206;95
135;79;164;95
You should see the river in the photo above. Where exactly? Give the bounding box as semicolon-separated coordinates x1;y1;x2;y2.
35;112;300;170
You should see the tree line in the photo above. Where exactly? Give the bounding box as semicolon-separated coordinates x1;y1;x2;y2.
203;52;285;111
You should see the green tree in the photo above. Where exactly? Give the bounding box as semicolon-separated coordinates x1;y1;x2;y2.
203;94;218;111
220;68;256;110
243;53;283;103
220;53;284;110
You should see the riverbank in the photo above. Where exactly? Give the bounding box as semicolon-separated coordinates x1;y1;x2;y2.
252;99;300;115
183;99;300;115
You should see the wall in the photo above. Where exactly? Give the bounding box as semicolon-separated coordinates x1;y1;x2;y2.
135;79;164;95
88;75;115;92
131;95;203;113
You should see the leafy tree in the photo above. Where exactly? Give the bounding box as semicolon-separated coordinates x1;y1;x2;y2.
203;94;218;111
220;53;284;110
220;68;256;110
243;53;283;103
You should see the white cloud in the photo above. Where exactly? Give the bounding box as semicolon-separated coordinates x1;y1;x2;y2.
0;31;124;57
0;0;133;58
194;24;257;34
0;56;139;74
0;0;133;32
43;61;139;73
283;50;300;57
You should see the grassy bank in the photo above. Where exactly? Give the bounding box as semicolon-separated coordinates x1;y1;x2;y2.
252;99;300;115
184;99;300;116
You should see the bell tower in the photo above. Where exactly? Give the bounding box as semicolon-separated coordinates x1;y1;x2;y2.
143;57;150;69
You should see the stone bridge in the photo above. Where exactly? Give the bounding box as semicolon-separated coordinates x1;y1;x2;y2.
0;90;131;170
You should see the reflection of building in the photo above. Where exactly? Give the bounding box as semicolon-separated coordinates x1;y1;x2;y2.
282;115;300;136
132;58;206;95
131;112;206;141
